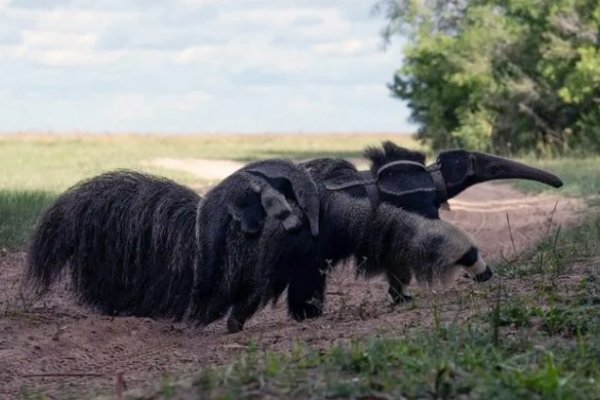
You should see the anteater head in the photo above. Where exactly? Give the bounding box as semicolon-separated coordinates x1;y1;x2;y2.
454;245;493;283
407;218;494;286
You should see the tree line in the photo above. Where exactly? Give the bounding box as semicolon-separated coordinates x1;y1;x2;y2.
378;0;600;155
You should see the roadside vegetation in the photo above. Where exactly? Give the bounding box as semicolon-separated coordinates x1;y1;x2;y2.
149;304;600;399
0;191;54;249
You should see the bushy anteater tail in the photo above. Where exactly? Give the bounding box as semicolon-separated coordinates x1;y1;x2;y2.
25;198;74;293
24;170;202;320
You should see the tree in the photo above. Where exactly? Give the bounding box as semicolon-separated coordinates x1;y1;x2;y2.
377;0;600;154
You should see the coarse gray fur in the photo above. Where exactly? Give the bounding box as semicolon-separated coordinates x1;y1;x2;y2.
25;158;490;333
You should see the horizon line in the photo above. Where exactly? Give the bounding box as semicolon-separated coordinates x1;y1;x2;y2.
0;130;416;137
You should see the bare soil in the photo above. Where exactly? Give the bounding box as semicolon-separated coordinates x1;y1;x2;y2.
0;181;584;399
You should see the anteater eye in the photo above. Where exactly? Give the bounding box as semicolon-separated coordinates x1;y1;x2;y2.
456;246;478;267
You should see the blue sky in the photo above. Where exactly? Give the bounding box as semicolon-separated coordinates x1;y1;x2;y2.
0;0;415;133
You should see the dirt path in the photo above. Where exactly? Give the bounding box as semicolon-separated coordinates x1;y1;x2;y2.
147;157;371;181
148;158;245;181
0;180;583;399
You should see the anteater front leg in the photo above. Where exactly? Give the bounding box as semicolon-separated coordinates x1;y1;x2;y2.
287;262;327;321
227;295;262;333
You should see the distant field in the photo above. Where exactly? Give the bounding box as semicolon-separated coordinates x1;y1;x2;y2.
0;133;418;193
0;133;417;248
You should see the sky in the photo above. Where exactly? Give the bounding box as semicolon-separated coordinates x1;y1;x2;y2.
0;0;415;134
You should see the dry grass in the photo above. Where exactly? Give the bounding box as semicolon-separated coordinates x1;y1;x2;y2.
0;133;418;249
0;133;418;192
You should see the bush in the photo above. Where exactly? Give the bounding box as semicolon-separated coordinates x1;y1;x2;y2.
378;0;600;154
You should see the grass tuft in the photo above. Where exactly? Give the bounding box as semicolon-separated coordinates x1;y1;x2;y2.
498;211;600;279
0;191;54;250
150;321;600;399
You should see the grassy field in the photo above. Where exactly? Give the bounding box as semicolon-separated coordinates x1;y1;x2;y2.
156;295;600;399
0;133;415;249
0;134;417;192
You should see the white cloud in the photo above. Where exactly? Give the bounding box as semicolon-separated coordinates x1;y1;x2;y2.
6;30;125;66
313;39;373;56
174;45;217;64
178;0;234;6
173;37;313;74
13;48;123;67
109;92;211;118
166;91;213;111
0;0;414;133
7;8;133;31
218;7;352;41
21;30;96;49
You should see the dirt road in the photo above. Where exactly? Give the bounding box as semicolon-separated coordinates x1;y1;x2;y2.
0;182;582;399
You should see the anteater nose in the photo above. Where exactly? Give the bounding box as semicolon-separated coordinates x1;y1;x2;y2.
473;265;493;283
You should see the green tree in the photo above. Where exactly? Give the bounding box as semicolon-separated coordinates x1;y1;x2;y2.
378;0;600;154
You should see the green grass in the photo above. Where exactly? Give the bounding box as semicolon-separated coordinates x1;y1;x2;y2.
143;302;600;399
136;266;600;399
498;210;600;279
0;133;416;249
0;134;416;193
0;191;54;250
141;267;600;400
498;155;600;278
